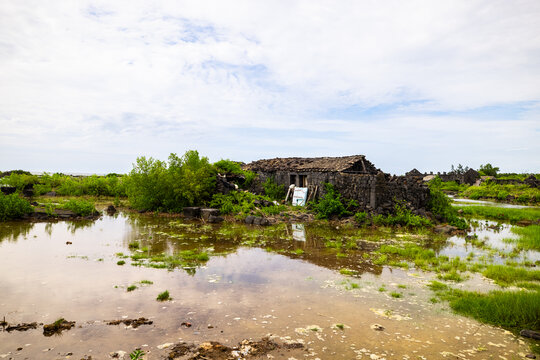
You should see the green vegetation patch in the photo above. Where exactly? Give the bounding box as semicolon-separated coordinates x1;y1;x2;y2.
61;199;97;216
156;290;171;301
0;193;33;221
129;249;210;271
455;205;540;223
482;265;540;287
449;290;539;332
508;225;540;251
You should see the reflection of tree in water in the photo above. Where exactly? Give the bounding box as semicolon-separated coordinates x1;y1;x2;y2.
119;216;384;277
0;221;35;243
66;220;97;234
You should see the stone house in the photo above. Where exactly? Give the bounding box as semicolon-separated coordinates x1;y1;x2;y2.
244;155;430;214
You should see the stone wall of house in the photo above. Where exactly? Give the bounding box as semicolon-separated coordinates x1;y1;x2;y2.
253;170;430;214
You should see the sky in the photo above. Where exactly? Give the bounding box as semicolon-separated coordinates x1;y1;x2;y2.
1;0;539;175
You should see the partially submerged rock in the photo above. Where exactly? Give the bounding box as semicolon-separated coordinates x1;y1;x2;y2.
166;336;303;359
106;317;153;329
43;318;75;337
2;322;38;332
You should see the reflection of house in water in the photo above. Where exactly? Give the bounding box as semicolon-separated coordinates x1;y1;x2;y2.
245;155;430;213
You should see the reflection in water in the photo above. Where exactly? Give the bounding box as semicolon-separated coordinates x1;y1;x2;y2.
0;221;35;243
0;212;535;359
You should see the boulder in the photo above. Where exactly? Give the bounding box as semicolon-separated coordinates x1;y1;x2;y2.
245;216;255;225
183;207;201;218
201;208;220;220
208;215;224;223
434;224;458;234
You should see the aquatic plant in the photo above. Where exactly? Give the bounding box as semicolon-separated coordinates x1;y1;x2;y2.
156;290;170;301
129;349;145;360
127;285;137;292
507;225;540;251
482;265;540;287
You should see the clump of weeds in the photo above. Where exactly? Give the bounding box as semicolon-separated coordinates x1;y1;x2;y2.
156;290;171;301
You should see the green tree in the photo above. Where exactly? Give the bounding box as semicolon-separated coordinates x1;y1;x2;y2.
478;163;499;177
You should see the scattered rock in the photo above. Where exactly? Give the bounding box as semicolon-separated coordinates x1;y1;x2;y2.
244;216;255;225
43;319;75;337
109;350;127;358
166;336;301;359
106;318;153;329
66;241;72;245
181;322;192;328
525;354;536;359
106;205;117;214
5;322;38;332
370;324;384;331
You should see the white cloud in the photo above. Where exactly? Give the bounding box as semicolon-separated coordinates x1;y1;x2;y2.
0;0;539;173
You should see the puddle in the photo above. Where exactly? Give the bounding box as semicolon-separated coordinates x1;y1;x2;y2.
0;213;535;358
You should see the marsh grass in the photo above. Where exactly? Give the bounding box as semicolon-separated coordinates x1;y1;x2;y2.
129;249;210;271
448;290;540;332
127;285;137;292
483;265;540;286
507;225;540;251
454;205;540;223
156;290;170;301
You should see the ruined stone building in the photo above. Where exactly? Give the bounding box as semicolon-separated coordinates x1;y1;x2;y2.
244;155;430;213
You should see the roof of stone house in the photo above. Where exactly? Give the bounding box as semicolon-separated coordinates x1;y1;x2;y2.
244;155;379;174
406;168;424;177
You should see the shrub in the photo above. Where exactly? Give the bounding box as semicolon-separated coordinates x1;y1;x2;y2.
0;193;33;220
125;151;216;212
263;177;285;201
62;199;96;216
428;177;467;229
311;183;356;219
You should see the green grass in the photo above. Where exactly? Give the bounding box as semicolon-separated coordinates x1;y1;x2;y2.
156;290;170;301
140;280;153;285
508;225;540;251
127;285;137;292
117;260;125;265
61;199;96;216
339;268;357;276
128;241;139;249
460;183;540;204
390;292;402;298
454;205;540;223
448;290;540;332
483;265;540;286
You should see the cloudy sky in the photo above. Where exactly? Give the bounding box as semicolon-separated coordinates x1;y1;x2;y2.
1;1;539;175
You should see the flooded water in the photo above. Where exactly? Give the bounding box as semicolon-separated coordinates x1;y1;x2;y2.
0;213;535;359
450;196;537;209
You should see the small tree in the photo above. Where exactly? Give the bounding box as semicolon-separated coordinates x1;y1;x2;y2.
478;163;499;177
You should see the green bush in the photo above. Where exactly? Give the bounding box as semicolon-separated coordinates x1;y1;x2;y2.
0;193;33;221
428;177;467;229
125;151;216;212
210;191;282;217
310;183;356;219
214;159;257;189
354;211;368;225
0;173;38;192
62;199;96;216
262;177;285;201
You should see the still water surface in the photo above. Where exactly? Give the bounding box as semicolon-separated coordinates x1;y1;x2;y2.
0;213;533;359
